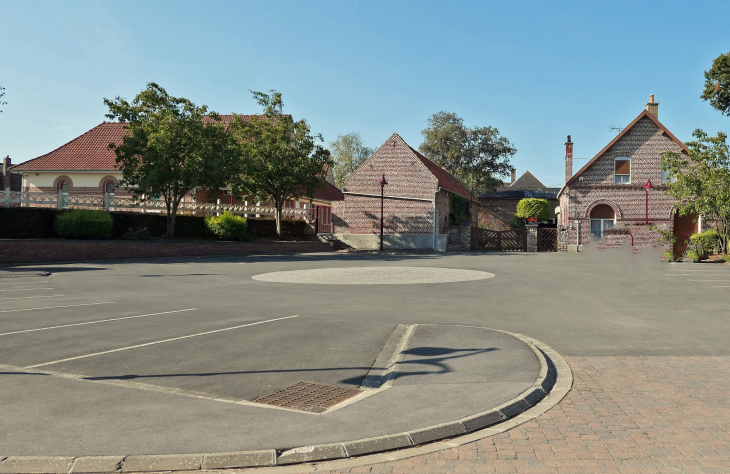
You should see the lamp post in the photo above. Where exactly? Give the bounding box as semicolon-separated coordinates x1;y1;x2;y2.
380;174;388;252
644;178;653;225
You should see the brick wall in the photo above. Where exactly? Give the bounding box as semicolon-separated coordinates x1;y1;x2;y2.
478;198;559;231
560;115;684;248
0;240;332;264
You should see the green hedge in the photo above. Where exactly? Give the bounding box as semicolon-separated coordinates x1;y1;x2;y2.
205;212;248;241
0;207;309;239
516;198;550;221
55;209;113;239
689;228;721;255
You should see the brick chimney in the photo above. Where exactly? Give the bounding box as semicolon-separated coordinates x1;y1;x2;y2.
646;94;658;118
564;136;573;183
511;169;516;184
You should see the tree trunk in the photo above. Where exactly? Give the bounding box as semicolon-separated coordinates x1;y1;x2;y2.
275;199;283;239
165;200;179;239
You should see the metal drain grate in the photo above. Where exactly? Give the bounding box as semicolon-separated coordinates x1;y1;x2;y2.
253;382;362;413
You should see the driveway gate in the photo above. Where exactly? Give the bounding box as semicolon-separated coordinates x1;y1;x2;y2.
537;227;558;252
471;228;527;251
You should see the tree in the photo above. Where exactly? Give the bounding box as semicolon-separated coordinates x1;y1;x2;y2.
329;132;373;187
516;198;550;221
701;50;730;116
419;111;516;195
0;86;6;113
105;82;238;238
663;129;730;255
229;90;333;238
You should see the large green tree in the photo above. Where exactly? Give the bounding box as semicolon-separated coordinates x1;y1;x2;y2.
105;82;238;238
229;90;333;238
701;50;730;116
329;132;373;187
663;130;730;255
419;111;516;195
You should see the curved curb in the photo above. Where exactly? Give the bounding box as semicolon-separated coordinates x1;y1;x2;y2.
0;332;572;474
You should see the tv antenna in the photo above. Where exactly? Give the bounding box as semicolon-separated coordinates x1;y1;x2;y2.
609;125;623;134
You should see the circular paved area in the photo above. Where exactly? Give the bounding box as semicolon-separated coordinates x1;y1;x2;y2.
251;266;495;285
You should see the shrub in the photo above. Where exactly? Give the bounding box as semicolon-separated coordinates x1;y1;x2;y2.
515;198;550;221
54;209;113;239
510;216;525;229
662;250;675;262
689;228;720;255
723;254;730;263
686;249;701;263
205;212;248;240
122;226;152;240
449;193;472;224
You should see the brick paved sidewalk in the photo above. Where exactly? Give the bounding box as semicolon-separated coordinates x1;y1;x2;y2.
321;357;730;473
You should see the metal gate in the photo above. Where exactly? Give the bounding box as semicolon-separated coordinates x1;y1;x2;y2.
471;227;527;251
537;227;558;252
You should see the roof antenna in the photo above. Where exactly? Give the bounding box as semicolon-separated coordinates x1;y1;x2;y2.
609;125;623;134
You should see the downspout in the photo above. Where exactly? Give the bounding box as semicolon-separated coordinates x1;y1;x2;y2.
433;187;442;251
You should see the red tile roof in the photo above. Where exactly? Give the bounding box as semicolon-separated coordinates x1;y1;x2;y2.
13;115;259;171
408;145;475;201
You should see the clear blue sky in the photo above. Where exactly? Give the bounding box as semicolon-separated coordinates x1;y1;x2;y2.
1;0;727;186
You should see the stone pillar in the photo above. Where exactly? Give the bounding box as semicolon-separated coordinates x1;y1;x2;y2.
526;223;538;252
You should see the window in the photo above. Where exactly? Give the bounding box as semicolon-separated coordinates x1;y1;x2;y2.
590;204;616;238
105;181;115;194
58;181;70;209
614;157;630;184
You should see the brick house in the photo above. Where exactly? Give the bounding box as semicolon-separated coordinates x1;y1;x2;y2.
478;170;560;231
558;95;697;255
331;133;476;251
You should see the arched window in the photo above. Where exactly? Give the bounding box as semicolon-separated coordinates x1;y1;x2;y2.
58;181;70;209
590;205;615;238
59;181;69;194
105;181;115;195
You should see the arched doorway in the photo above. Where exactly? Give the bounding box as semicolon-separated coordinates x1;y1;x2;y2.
590;204;615;238
58;180;70;209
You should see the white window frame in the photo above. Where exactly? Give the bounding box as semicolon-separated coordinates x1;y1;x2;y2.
590;218;615;238
614;157;630;184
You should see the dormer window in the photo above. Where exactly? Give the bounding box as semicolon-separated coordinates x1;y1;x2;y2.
614;157;630;184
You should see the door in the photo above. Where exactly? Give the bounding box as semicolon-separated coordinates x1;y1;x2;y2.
673;213;698;258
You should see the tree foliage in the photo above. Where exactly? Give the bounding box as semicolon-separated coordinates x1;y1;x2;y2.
701;50;730;116
229;90;333;238
663;129;730;255
105;82;238;238
0;86;6;113
515;198;550;221
329;132;373;187
419;111;516;194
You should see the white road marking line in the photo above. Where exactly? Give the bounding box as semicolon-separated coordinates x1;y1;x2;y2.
27;314;300;368
0;302;115;313
0;308;197;337
0;294;65;301
686;280;730;282
714;286;730;288
0;288;54;292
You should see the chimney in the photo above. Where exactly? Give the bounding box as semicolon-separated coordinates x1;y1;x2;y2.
564;135;573;183
646;94;659;118
511;169;516;184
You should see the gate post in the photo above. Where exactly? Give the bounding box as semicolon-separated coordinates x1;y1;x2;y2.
526;223;538;252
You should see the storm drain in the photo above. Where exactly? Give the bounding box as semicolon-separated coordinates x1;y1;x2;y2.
253;382;362;413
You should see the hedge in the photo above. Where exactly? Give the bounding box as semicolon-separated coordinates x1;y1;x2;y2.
515;198;550;221
0;207;308;240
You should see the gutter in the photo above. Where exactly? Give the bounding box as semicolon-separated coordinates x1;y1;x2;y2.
433;187;443;251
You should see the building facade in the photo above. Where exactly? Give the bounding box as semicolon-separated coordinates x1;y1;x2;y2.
558;96;695;255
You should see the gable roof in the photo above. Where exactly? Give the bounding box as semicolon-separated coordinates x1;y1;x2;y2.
562;110;689;191
13;115;258;172
407;145;475;201
508;170;546;189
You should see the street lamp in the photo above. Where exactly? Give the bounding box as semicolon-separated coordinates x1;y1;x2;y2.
644;178;653;225
380;174;388;251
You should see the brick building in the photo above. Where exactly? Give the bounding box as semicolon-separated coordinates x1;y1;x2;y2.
478;170;559;231
331;133;476;251
558;95;697;255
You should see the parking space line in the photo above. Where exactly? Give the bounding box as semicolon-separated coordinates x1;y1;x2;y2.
0;295;64;301
0;308;197;337
27;314;300;368
0;288;54;292
0;302;114;313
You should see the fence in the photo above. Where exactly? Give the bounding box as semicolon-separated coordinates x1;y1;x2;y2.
471;227;527;251
0;191;314;220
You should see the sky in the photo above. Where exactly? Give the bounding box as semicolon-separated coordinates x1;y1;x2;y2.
1;0;728;187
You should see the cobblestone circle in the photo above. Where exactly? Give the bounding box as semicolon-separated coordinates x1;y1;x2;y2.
251;267;496;285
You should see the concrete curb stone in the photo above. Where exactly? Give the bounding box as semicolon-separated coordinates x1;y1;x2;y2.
201;450;276;469
458;409;506;433
277;443;346;465
121;454;202;472
407;421;468;445
0;457;74;474
68;456;124;473
343;433;413;457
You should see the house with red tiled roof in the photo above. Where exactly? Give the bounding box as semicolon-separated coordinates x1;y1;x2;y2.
558;95;698;256
331;133;476;251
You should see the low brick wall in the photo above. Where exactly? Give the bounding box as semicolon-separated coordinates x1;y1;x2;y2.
0;240;333;264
